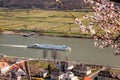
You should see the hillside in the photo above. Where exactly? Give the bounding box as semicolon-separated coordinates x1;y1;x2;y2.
0;0;90;9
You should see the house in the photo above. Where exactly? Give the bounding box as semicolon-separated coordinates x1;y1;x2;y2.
0;60;26;80
9;60;26;80
59;71;78;80
72;64;91;76
95;70;120;80
0;59;9;68
0;59;10;74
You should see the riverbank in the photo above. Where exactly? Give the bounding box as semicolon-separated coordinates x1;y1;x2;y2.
1;31;24;35
1;54;120;80
0;31;92;39
2;55;120;69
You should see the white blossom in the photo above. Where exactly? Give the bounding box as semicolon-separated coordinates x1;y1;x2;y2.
94;42;99;47
57;0;120;55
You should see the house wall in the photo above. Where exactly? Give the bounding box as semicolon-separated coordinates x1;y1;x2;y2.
86;70;91;75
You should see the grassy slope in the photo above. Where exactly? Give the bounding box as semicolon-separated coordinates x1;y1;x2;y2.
0;8;95;37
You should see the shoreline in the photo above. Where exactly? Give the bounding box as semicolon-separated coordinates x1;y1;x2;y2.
1;31;24;35
0;31;92;39
2;54;120;69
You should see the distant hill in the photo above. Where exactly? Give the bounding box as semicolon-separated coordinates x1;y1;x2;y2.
0;0;90;9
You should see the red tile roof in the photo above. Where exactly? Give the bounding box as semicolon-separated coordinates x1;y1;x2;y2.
0;59;9;68
84;76;92;80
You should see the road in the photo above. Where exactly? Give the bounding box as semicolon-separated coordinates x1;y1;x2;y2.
89;67;106;78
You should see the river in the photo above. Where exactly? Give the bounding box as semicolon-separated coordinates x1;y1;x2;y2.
0;34;119;66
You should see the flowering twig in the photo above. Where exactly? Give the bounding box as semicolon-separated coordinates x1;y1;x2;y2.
56;0;120;56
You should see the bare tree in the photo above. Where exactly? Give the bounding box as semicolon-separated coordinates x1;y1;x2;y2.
51;50;59;61
43;49;48;59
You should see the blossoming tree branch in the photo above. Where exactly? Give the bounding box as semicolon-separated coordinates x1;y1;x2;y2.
56;0;120;56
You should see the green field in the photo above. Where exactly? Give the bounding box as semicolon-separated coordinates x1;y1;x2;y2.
0;8;94;36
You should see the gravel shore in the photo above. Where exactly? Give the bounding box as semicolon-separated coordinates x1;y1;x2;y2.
1;31;24;35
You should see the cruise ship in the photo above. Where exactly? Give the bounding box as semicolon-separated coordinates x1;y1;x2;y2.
27;44;71;51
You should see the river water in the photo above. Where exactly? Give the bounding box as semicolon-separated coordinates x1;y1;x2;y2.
0;34;119;66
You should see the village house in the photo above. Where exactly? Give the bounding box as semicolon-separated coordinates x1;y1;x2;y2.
72;64;91;76
94;70;120;80
0;59;10;74
59;71;78;80
0;59;26;80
